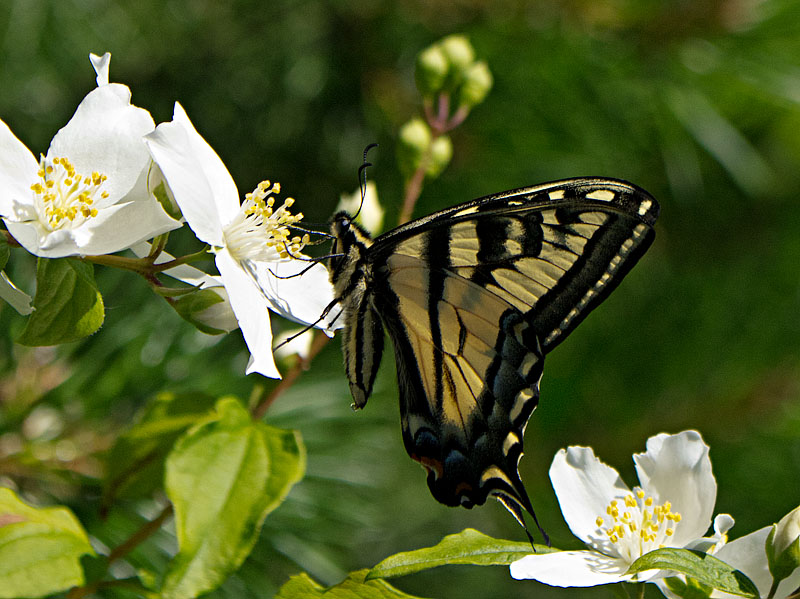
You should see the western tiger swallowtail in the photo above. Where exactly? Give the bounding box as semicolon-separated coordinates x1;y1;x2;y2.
327;177;659;540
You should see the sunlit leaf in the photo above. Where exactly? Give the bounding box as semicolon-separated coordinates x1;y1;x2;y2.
161;397;305;599
276;569;429;599
628;548;758;598
16;257;104;345
0;487;95;598
368;528;548;579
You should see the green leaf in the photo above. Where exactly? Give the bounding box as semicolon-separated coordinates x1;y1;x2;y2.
0;235;9;270
276;569;430;599
367;528;549;580
0;487;95;598
17;257;104;345
161;397;305;599
663;575;714;599
173;288;229;335
627;548;759;598
102;391;220;509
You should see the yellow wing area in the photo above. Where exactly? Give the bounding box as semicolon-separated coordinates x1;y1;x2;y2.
380;252;542;517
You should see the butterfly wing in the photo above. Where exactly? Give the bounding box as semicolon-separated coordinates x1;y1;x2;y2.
364;178;658;526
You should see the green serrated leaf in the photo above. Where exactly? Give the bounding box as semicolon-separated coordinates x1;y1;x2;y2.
102;392;220;509
367;528;549;580
161;397;305;599
0;487;95;598
627;548;759;598
276;569;430;599
17;257;104;345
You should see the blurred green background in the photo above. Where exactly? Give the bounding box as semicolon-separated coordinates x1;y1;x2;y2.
1;0;800;597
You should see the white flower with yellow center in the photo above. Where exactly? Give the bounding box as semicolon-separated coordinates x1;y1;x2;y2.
145;102;340;378
511;430;725;588
0;52;181;257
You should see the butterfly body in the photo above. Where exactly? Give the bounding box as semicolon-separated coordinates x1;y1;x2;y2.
328;177;659;533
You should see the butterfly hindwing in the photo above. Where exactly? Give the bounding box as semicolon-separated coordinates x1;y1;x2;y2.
329;177;659;534
372;252;543;517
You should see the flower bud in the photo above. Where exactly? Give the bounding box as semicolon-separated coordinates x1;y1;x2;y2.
397;118;432;179
426;135;453;179
440;35;475;78
457;61;493;108
767;505;800;584
415;44;449;97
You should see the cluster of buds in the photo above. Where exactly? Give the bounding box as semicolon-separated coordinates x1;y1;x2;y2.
397;35;493;182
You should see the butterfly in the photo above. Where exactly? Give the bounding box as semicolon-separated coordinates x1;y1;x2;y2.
327;177;659;541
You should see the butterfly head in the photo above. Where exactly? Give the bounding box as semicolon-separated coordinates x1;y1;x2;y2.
328;211;373;283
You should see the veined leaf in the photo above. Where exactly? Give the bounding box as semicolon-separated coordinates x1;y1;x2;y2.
17;257;104;345
161;397;305;599
0;487;95;598
628;548;759;598
367;528;549;580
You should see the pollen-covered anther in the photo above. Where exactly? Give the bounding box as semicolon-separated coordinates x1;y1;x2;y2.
223;179;309;262
30;155;108;231
595;487;682;562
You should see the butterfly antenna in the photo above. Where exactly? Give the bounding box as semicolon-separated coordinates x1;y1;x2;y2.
353;142;378;221
287;224;336;242
272;297;343;352
268;251;344;279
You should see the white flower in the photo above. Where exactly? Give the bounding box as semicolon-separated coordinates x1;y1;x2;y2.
336;180;384;236
511;430;726;587
144;103;340;378
0;52;180;258
658;524;800;599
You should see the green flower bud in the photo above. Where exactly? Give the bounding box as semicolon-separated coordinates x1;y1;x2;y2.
397;118;432;179
458;60;493;108
767;505;800;584
440;34;475;76
415;44;449;97
426;135;453;179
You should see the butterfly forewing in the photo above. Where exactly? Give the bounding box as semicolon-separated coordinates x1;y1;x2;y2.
329;177;659;535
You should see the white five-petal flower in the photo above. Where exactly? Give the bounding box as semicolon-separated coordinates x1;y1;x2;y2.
0;52;181;257
144;102;340;378
511;430;728;588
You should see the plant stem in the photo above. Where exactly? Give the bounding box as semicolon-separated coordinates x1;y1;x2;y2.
68;504;173;599
251;332;331;420
107;503;173;564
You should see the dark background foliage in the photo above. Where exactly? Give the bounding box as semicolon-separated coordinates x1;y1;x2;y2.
1;1;799;597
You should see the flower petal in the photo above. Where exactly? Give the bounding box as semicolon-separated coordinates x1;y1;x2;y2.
710;526;800;598
549;446;630;555
633;430;716;546
145;103;240;245
90;52;111;86
0;119;39;219
48;84;155;208
510;550;633;586
249;259;342;333
215;248;280;378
